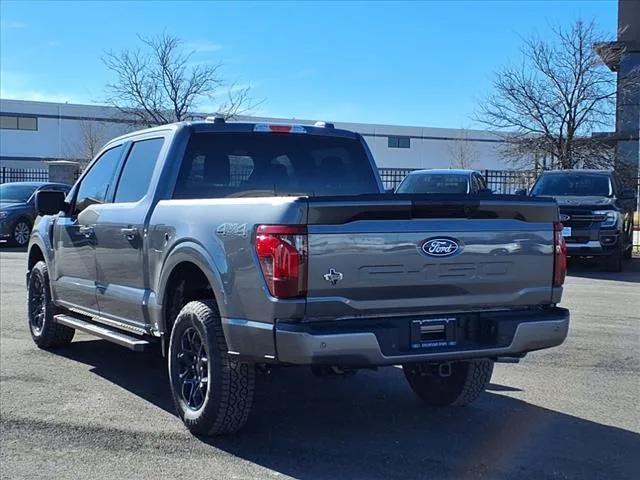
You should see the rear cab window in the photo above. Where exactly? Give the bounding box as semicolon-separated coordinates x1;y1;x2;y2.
397;173;470;194
173;132;379;199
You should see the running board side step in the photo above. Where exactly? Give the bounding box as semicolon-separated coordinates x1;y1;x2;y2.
54;314;151;352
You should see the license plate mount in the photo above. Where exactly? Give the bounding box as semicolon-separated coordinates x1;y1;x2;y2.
410;317;458;349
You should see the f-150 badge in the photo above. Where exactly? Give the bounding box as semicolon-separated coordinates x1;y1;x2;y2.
323;268;344;285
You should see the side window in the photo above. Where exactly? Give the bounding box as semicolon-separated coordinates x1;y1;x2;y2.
474;174;486;191
75;145;123;212
114;138;164;203
469;175;477;192
611;174;620;195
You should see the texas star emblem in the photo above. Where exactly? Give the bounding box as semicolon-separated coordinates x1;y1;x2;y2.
323;268;344;285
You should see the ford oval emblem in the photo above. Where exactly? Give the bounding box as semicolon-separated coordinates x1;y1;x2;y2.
421;238;462;257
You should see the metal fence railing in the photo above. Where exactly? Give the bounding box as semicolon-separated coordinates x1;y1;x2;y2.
378;168;540;193
0;165;637;253
0;167;49;184
378;168;416;190
482;169;538;194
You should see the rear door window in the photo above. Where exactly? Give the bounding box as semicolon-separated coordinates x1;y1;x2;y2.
114;138;164;203
173;132;379;199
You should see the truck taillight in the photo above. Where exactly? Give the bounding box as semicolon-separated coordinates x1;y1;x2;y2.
255;225;308;298
553;222;567;287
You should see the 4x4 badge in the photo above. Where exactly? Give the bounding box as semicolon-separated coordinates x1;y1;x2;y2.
323;268;343;285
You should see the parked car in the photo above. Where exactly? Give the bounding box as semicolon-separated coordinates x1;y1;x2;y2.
0;182;71;246
395;169;491;194
26;119;569;436
520;169;636;271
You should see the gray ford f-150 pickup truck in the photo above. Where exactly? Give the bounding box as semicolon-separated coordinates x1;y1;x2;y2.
26;119;570;435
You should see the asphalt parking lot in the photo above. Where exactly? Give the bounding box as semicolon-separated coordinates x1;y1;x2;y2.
1;247;638;480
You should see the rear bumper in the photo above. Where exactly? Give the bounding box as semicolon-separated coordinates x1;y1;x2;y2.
223;307;570;366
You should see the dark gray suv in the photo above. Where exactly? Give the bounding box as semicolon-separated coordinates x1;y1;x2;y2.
0;182;71;246
526;170;636;271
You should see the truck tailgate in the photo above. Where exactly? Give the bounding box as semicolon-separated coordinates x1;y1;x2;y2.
304;195;559;320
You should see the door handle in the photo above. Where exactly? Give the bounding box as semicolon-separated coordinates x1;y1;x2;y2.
120;227;139;240
78;225;94;237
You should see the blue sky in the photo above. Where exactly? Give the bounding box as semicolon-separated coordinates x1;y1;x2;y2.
0;0;617;128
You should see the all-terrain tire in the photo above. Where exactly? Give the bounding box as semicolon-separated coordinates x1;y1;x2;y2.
168;300;255;436
27;261;75;348
403;359;494;407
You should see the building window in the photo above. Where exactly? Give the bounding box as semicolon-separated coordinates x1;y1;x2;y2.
0;116;18;129
388;136;410;148
0;115;38;131
18;116;37;130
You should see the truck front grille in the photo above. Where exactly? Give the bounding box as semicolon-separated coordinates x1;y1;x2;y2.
560;209;607;228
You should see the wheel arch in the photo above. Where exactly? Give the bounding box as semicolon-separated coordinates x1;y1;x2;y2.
28;243;45;271
27;215;56;271
156;241;227;337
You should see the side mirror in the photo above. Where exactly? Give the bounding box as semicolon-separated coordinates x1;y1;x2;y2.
515;188;528;196
619;188;636;200
35;190;68;216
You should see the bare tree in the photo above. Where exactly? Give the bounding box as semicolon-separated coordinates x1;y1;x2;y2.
476;19;635;170
64;120;135;166
75;121;110;162
103;33;257;126
447;129;478;169
63;121;110;163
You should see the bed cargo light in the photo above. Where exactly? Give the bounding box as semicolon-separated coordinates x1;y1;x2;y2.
253;124;307;133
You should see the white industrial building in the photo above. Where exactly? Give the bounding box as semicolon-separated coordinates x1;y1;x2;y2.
0;98;509;171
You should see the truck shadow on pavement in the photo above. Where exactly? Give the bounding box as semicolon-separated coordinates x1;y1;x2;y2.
567;257;640;283
54;340;639;480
